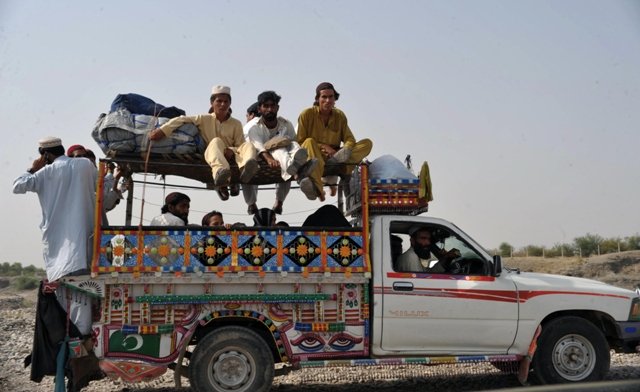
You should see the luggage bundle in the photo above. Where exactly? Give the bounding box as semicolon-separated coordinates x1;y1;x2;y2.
91;93;205;154
346;154;431;216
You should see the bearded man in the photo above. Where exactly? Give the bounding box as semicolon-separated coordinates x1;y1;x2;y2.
396;226;459;273
150;192;190;226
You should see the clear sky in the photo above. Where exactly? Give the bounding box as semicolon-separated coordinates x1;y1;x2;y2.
1;0;639;268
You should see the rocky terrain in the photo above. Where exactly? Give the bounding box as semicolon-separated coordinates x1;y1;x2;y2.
1;251;640;391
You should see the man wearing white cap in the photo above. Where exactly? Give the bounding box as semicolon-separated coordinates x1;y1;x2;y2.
148;85;258;200
13;136;97;336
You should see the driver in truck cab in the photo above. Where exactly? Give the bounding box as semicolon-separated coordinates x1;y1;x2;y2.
396;225;460;273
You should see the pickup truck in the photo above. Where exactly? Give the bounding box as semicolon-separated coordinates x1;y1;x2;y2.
60;157;640;392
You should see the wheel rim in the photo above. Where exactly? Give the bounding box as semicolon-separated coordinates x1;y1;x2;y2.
210;349;254;390
552;333;596;381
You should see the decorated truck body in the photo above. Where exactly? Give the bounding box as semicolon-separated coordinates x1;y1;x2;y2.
60;157;640;392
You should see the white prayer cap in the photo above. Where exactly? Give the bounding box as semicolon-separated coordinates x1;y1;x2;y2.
211;85;231;96
38;136;62;149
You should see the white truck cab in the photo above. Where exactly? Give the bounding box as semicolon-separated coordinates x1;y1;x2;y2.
370;214;640;384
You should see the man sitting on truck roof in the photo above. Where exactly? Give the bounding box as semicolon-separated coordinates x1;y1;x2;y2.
297;82;373;200
246;101;260;123
148;85;259;201
150;192;190;226
243;90;319;215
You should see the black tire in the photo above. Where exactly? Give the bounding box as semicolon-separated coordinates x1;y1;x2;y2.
532;316;610;384
189;326;274;392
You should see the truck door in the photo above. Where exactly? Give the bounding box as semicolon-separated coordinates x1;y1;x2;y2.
378;219;519;354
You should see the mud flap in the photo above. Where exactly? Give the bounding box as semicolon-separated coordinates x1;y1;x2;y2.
518;324;542;384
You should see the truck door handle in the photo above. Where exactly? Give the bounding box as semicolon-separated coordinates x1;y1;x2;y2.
393;282;414;291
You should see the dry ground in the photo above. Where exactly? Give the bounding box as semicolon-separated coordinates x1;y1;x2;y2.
504;250;640;291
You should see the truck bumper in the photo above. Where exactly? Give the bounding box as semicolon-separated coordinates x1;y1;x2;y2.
615;321;640;353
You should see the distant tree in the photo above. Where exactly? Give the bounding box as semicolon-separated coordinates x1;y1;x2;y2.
626;235;640;251
498;242;513;257
574;233;604;257
0;262;10;274
514;247;527;257
527;245;545;257
551;243;576;257
601;237;624;254
8;262;22;276
22;265;38;276
14;276;39;290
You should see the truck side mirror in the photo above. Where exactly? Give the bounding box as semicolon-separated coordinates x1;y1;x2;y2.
492;255;502;276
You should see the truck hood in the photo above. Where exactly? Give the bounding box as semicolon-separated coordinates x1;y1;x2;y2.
507;269;637;298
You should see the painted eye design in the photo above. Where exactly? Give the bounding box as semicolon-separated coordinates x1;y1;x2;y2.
328;333;362;351
291;334;325;352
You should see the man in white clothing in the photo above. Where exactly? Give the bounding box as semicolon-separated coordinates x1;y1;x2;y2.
243;91;317;214
396;226;459;273
13;136;97;335
150;192;190;226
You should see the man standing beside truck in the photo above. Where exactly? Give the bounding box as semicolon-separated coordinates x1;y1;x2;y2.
13;137;96;335
14;138;100;391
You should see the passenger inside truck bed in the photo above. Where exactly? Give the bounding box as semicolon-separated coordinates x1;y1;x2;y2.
201;210;232;229
150;192;190;226
302;205;351;227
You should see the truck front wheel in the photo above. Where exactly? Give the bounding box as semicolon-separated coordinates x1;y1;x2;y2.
189;326;274;392
532;316;610;384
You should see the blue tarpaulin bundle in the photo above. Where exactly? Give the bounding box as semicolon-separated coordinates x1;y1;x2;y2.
92;94;205;154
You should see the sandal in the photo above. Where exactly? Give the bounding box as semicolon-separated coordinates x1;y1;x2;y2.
272;200;283;215
216;186;230;201
229;183;240;197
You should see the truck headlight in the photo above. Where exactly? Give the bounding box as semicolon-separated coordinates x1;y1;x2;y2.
630;297;640;321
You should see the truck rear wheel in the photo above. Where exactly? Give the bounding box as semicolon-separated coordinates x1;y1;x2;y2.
532;316;610;384
189;326;274;392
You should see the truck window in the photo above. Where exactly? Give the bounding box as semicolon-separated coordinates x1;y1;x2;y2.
389;222;488;275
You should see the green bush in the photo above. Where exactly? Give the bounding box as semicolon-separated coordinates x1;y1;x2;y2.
14;275;39;291
498;242;513;257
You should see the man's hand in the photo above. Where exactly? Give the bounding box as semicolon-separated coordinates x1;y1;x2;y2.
446;248;462;259
223;148;235;161
262;152;280;169
148;128;166;141
29;155;47;173
319;143;337;159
